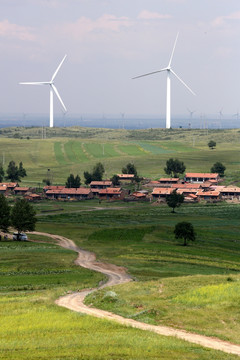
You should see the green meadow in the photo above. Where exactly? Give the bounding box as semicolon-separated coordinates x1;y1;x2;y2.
0;126;240;185
0;126;240;358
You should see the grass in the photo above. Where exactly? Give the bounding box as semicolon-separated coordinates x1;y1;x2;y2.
1;292;238;359
1;127;240;185
85;274;240;344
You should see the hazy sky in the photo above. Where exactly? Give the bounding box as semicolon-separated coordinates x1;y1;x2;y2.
1;0;240;119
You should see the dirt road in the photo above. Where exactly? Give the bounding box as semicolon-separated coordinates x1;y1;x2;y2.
31;231;240;357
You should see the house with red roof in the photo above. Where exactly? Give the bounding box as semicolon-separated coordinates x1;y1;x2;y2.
98;187;124;200
45;187;93;200
90;181;113;189
152;187;173;199
184;173;219;184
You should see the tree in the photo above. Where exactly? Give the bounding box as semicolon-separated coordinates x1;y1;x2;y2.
166;189;184;213
6;161;20;181
174;221;196;246
11;199;37;238
92;162;105;181
6;161;27;182
111;174;120;186
122;163;137;177
164;158;186;178
18;162;27;178
211;162;226;178
208;140;216;150
84;171;92;185
0;165;4;182
0;194;11;232
84;162;105;185
66;174;81;188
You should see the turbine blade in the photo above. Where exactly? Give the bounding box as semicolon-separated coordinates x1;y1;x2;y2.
19;82;50;85
52;84;67;112
51;55;67;81
132;68;168;79
171;69;196;95
168;32;179;68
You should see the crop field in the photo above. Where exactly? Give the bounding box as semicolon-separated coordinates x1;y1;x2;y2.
0;127;240;185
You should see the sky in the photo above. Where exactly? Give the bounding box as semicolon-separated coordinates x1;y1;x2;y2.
0;0;240;122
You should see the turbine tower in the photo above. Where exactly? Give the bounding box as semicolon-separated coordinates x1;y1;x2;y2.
132;34;195;129
20;55;67;128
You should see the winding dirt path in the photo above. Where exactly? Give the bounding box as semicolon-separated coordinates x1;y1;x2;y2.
31;231;240;357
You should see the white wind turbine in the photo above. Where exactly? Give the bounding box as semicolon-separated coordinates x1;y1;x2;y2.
20;55;67;128
133;34;195;129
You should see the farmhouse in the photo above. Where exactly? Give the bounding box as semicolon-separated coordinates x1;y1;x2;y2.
14;187;30;195
196;190;220;201
43;185;65;192
152;187;173;199
0;182;18;190
184;173;219;183
219;187;240;199
159;178;179;185
98;187;124;200
45;187;93;200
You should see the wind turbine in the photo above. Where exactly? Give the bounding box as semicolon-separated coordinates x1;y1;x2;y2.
132;34;195;129
20;55;67;128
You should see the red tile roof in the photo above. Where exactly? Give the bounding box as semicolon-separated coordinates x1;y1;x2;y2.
98;188;122;195
196;190;220;197
46;188;92;195
90;181;112;186
159;178;179;182
0;186;7;191
14;187;29;191
172;183;201;189
152;187;173;195
185;173;219;179
43;185;65;191
0;182;18;188
132;192;146;198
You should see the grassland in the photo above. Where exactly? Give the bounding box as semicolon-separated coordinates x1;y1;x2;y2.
1;239;239;359
0;127;240;185
1;126;240;358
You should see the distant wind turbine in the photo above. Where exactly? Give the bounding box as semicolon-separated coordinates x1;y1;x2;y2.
132;33;196;129
187;108;196;119
20;55;67;128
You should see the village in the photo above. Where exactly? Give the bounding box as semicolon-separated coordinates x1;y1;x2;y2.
1;172;240;203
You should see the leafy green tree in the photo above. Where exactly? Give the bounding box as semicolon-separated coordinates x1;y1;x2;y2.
208;140;216;150
18;162;27;178
174;221;196;246
111;174;120;186
6;161;27;182
84;163;105;185
0;165;4;182
0;194;11;232
164;158;186;178
84;171;92;185
122;163;137;176
11;199;37;238
211;162;226;177
6;161;20;181
166;189;184;213
66;174;81;188
92;162;105;181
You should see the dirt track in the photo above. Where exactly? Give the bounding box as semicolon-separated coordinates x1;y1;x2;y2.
31;231;240;357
